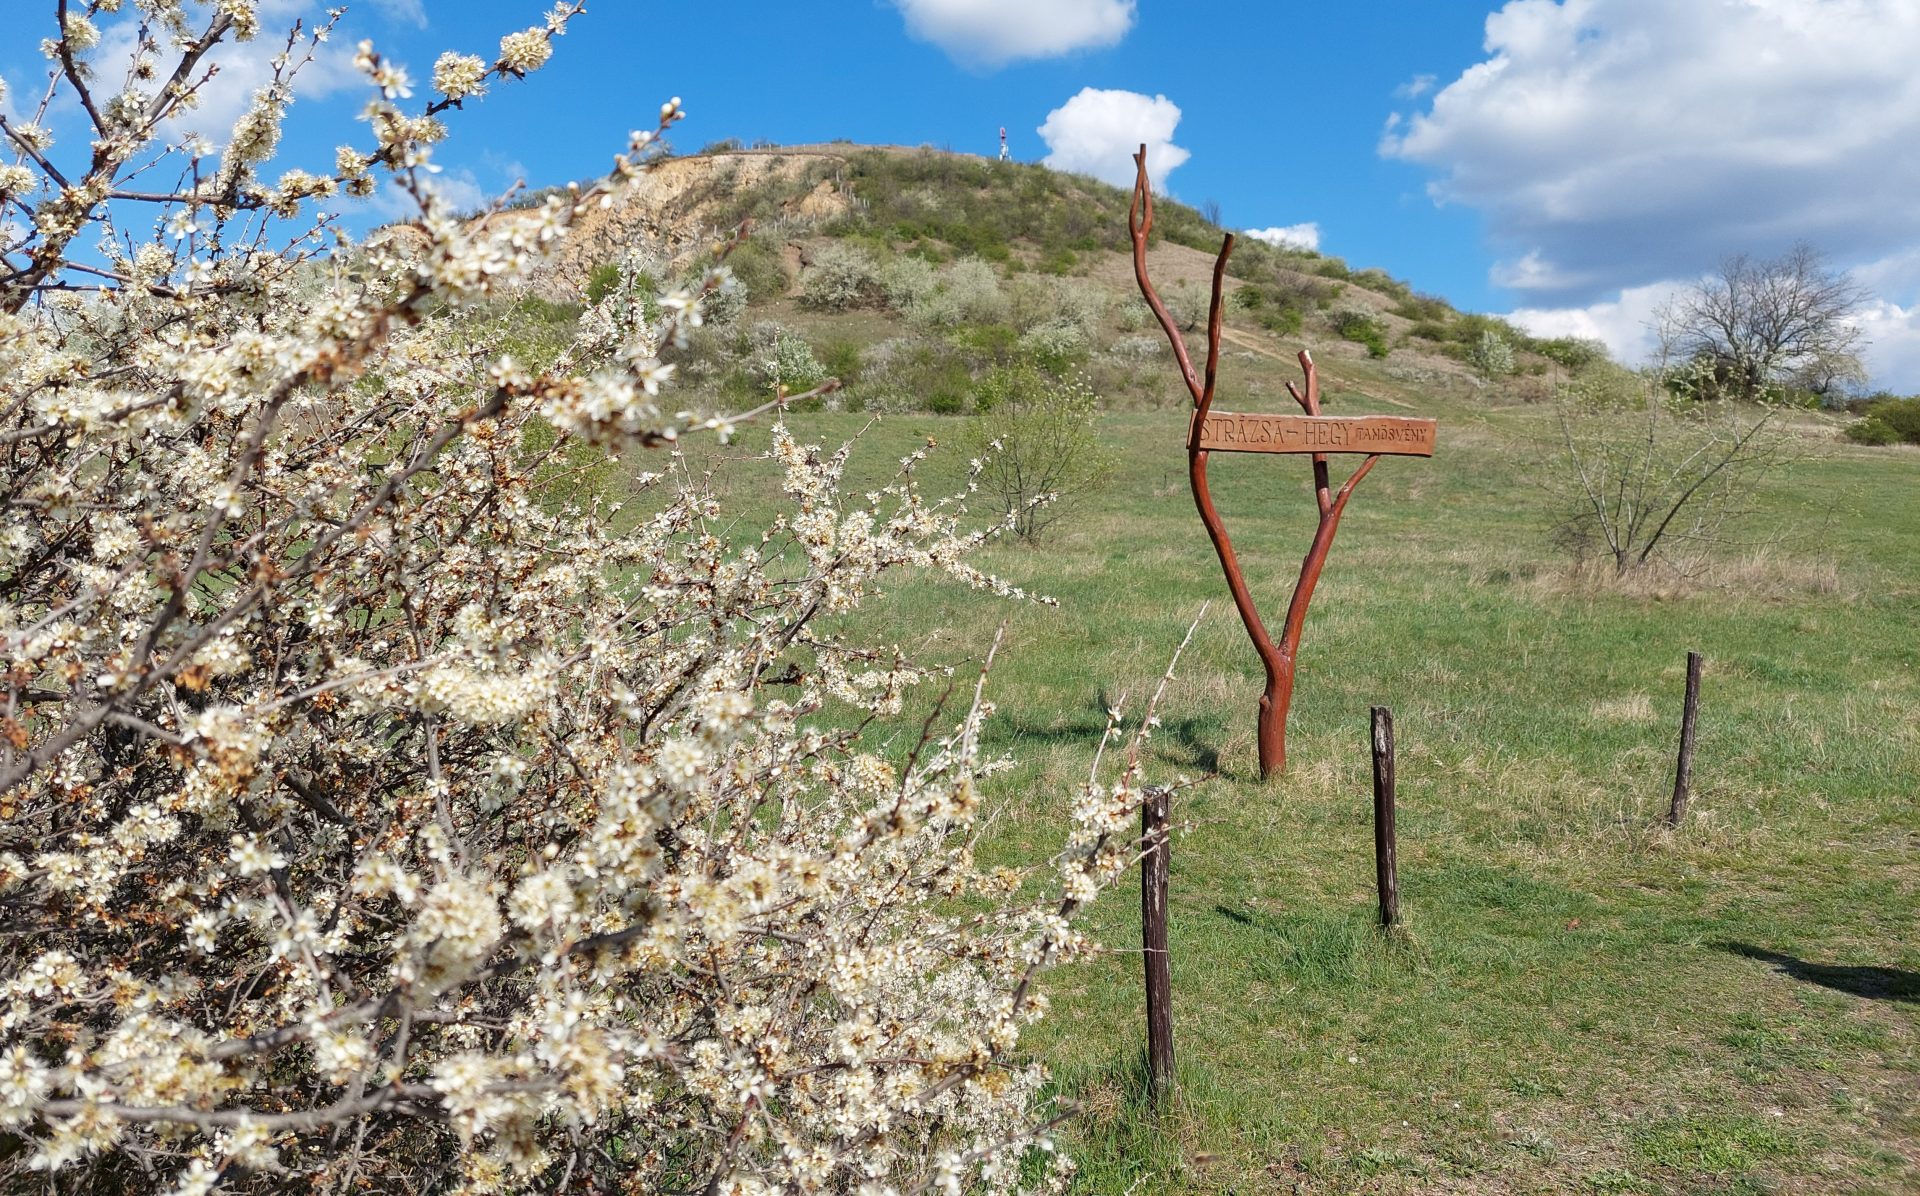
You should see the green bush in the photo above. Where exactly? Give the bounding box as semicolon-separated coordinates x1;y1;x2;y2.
1845;396;1920;444
1392;293;1453;322
1258;305;1304;336
748;324;828;395
964;366;1114;541
799;243;883;310
1015;321;1090;372
724;236;790;302
1846;417;1904;445
1470;330;1515;379
1329;305;1389;358
907;258;1007;329
585;262;624;304
817;339;865;386
1535;336;1610;372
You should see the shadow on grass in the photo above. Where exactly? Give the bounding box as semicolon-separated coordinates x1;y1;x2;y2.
1042;1049;1194;1191
1715;942;1920;1004
987;687;1223;774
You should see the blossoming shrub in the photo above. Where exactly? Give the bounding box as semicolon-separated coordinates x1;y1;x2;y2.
0;6;1169;1192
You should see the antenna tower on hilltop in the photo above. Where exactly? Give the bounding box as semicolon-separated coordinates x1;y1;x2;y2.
999;127;1009;161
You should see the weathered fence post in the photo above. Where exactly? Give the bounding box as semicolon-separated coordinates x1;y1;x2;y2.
1668;650;1703;826
1140;785;1174;1107
1370;707;1399;929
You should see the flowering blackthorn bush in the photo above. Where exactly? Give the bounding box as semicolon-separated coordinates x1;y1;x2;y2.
0;5;1184;1192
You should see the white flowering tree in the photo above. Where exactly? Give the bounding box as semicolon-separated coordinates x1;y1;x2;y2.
0;5;1182;1192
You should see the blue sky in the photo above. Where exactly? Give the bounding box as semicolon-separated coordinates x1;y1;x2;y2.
11;1;1920;387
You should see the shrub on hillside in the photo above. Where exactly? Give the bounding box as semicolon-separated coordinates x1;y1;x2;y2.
1845;395;1920;444
878;254;939;312
1016;320;1091;371
1329;305;1390;358
1536;335;1611;372
799;241;884;309
747;322;830;394
1471;329;1516;379
907;257;1008;329
1010;276;1108;338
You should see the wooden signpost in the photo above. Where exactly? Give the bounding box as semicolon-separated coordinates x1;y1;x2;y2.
1130;144;1438;780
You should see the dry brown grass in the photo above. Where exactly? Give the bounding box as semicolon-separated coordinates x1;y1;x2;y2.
1526;551;1852;602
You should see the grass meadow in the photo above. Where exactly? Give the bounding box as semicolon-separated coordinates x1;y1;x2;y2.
670;344;1919;1194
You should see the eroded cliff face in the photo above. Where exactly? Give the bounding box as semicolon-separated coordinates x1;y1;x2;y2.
375;151;853;300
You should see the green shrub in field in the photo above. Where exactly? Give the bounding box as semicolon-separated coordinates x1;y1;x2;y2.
964;365;1114;541
746;323;828;395
1329;305;1390;358
799;243;883;310
1471;329;1515;379
1845;395;1920;444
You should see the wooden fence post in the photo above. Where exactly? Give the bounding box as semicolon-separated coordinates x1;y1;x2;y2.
1669;650;1703;826
1141;786;1174;1107
1371;707;1399;929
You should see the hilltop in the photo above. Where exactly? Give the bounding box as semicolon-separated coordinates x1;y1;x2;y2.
469;143;1608;417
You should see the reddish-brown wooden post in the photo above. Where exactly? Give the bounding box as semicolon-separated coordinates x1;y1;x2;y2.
1130;146;1435;779
1140;785;1174;1107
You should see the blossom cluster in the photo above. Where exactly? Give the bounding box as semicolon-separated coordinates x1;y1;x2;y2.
0;5;1179;1193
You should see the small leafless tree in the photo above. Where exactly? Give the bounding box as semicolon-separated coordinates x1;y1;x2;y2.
1661;243;1870;404
1549;365;1800;574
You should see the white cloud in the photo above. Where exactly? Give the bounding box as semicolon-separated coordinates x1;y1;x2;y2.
1507;279;1679;368
369;0;427;28
366;167;490;222
1508;252;1920;390
91;5;362;147
1037;87;1188;191
889;0;1134;66
1245;223;1320;253
1384;0;1920;312
1394;74;1436;100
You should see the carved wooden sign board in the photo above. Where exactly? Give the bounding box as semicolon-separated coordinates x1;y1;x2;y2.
1195;412;1437;458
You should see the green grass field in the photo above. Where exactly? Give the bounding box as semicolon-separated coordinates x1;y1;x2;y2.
676;350;1919;1194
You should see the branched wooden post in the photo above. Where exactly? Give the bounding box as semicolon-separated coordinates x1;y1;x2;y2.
1140;785;1174;1108
1669;650;1703;826
1129;146;1432;779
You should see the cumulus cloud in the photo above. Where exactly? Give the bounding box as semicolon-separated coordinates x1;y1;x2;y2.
1508;252;1920;390
1245;223;1320;253
1038;88;1188;191
1384;0;1920;313
90;5;362;147
888;0;1134;66
1506;280;1678;369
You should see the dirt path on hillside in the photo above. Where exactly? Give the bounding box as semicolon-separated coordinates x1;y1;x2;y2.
1217;328;1417;409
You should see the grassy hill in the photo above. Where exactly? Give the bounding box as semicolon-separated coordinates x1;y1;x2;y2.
499;145;1920;1193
